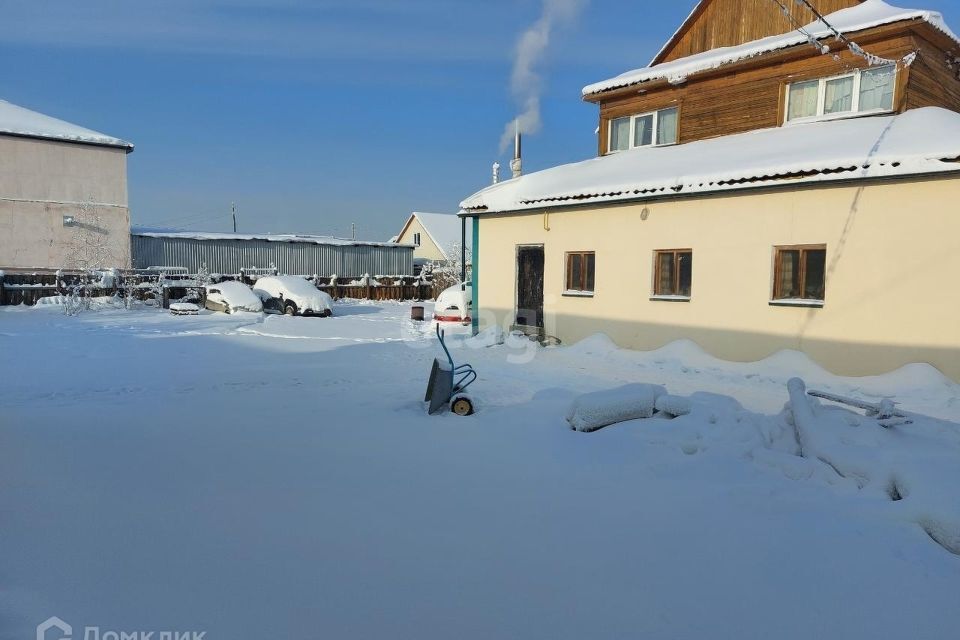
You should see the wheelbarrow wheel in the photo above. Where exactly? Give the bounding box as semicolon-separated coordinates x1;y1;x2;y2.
451;395;474;416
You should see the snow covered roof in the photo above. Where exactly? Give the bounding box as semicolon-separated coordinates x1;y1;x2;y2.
399;212;470;258
131;227;411;249
460;107;960;214
583;0;960;96
0;99;133;150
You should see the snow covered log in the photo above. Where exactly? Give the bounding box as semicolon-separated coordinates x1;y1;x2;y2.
566;383;666;433
654;394;693;418
786;377;818;456
787;377;960;555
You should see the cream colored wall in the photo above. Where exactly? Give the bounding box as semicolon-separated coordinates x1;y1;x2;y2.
476;177;960;380
397;217;447;262
0;135;131;269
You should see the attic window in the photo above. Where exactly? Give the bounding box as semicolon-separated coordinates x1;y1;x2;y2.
609;107;678;153
786;65;896;124
413;232;421;246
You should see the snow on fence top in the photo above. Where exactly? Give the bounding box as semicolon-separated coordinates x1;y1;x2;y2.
582;0;960;96
131;227;413;249
460;107;960;214
0;99;133;150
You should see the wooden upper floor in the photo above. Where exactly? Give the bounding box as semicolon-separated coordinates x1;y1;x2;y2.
653;0;864;64
585;0;960;156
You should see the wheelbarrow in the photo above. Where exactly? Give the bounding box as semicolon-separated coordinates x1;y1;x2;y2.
425;324;477;416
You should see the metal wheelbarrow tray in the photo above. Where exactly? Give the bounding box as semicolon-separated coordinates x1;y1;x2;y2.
425;325;477;416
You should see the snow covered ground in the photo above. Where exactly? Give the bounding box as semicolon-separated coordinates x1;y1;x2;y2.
1;301;958;639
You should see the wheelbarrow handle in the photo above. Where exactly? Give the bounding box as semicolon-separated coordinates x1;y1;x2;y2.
436;324;455;369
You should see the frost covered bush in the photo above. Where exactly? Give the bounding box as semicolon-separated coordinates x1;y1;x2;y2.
432;241;472;296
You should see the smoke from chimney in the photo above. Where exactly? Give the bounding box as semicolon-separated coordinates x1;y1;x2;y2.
498;0;587;154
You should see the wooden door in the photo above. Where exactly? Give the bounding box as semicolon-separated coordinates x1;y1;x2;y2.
516;246;544;328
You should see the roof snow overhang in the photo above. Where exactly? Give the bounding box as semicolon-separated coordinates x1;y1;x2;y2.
649;0;866;67
0;99;133;152
459;107;960;215
583;0;960;100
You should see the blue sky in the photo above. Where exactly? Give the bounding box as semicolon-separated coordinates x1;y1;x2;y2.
3;0;959;240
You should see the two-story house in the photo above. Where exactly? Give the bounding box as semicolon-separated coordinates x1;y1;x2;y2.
0;98;134;271
460;0;960;380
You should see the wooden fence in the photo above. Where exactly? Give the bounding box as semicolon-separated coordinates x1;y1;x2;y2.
0;269;435;307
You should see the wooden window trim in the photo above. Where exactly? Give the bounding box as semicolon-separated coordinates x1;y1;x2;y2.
564;251;595;295
652;249;692;300
771;244;826;306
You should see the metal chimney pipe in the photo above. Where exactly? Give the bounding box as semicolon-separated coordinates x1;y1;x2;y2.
510;126;523;179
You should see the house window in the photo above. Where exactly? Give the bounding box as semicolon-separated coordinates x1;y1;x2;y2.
653;250;692;299
786;65;896;123
413;232;421;246
565;251;595;295
608;107;679;152
772;245;826;304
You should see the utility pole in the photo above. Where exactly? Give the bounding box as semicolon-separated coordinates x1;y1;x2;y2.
351;223;356;240
231;202;237;233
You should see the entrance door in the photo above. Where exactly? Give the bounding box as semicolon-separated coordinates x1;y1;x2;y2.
515;246;544;329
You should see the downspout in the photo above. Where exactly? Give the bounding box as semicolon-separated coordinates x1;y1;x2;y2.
460;214;469;326
471;215;479;336
460;215;467;285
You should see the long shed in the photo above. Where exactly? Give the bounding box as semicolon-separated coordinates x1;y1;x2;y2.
131;228;414;277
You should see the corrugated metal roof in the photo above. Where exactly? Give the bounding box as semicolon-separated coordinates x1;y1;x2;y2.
130;234;413;277
132;227;412;249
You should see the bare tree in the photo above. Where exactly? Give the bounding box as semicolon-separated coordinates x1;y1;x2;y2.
64;198;116;271
60;198;119;316
431;242;472;295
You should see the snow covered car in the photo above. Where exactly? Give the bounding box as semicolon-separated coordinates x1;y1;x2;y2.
252;275;334;317
204;281;263;314
434;283;472;322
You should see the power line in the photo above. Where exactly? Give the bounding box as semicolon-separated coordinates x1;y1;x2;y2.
794;0;917;66
145;212;234;229
768;0;844;65
766;0;918;69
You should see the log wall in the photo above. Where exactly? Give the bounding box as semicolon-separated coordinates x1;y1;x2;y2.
592;24;960;155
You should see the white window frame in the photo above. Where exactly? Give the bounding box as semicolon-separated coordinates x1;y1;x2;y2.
784;64;897;125
607;106;679;153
